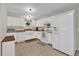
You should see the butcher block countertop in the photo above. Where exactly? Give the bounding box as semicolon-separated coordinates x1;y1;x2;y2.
24;29;44;31
2;36;15;42
7;29;44;33
16;29;33;32
15;29;25;32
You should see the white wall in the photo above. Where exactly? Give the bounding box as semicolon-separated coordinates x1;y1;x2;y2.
75;8;79;50
7;16;37;29
34;17;54;27
7;16;52;28
35;19;46;27
0;4;7;56
7;16;25;27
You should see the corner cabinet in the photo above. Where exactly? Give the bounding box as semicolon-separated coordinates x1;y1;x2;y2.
51;10;77;56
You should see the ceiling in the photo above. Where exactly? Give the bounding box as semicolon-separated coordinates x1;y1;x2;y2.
6;3;79;20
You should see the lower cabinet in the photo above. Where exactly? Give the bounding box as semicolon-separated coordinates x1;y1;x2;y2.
41;32;52;44
25;31;42;40
35;32;42;39
2;41;15;56
52;34;60;49
17;32;25;42
47;33;52;44
25;31;33;40
6;31;43;42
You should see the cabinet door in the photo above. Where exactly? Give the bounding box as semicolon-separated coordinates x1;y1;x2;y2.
51;10;76;56
35;32;42;39
2;41;15;56
52;34;60;49
58;11;76;55
41;32;48;43
25;31;33;40
12;33;17;42
17;32;25;42
59;12;75;55
47;33;52;44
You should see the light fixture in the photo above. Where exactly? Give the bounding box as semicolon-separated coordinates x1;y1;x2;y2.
24;7;35;21
26;15;33;20
25;7;35;13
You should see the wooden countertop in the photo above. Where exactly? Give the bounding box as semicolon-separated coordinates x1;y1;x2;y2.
2;36;15;42
24;29;32;31
15;29;25;32
15;29;44;32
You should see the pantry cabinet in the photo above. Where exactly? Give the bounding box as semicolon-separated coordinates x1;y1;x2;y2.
51;10;77;56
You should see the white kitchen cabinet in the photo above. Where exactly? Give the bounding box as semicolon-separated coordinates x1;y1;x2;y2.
6;31;42;42
25;31;33;40
25;31;42;41
51;10;77;56
52;33;60;50
13;33;17;42
34;31;42;39
31;32;36;39
2;41;15;56
6;32;25;42
41;32;48;43
58;10;76;56
6;33;15;36
17;32;25;42
47;33;52;44
41;32;52;44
